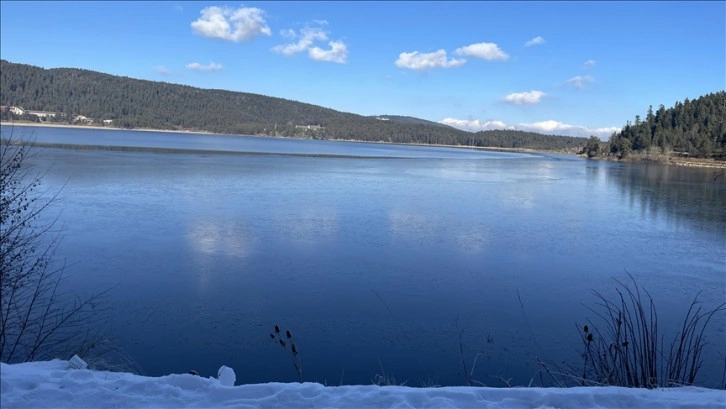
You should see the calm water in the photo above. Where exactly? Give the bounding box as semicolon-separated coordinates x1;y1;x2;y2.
6;125;726;387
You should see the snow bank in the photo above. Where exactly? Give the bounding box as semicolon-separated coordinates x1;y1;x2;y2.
1;360;724;409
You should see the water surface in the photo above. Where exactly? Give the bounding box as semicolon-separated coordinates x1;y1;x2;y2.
7;125;725;387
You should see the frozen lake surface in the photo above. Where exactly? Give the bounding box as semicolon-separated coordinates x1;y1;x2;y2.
7;125;725;387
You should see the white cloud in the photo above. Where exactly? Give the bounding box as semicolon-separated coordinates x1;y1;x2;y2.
517;120;583;135
191;6;271;42
517;120;619;138
454;42;509;61
155;66;171;75
583;59;596;69
440;118;513;132
566;75;594;89
273;23;347;63
524;36;545;47
503;90;546;105
440;117;618;139
394;50;466;71
273;26;328;57
309;40;348;63
279;28;296;39
186;61;224;72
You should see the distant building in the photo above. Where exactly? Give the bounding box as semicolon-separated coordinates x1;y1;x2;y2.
25;110;56;118
295;125;324;131
9;106;24;115
0;105;8;113
102;119;113;125
73;115;91;124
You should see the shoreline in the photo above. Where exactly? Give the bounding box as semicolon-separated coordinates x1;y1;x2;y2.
3;121;724;168
0;120;560;156
0;120;216;136
584;153;726;169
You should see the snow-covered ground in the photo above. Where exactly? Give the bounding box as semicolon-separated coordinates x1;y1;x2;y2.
2;360;724;409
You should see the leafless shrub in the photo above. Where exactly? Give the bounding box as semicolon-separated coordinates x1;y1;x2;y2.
1;130;107;364
540;274;725;388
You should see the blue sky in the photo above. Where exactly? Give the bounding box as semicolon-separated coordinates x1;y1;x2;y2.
1;1;724;138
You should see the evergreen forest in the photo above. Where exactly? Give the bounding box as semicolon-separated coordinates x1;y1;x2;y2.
606;92;725;159
0;60;588;151
2;60;723;159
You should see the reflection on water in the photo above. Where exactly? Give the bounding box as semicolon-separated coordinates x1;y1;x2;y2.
603;162;726;236
453;226;490;255
276;207;340;245
388;211;436;242
12;127;726;388
187;220;254;257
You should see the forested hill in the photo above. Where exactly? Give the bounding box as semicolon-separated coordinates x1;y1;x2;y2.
0;60;588;150
608;91;725;159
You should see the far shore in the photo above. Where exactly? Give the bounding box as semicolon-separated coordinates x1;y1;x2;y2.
0;120;216;136
0;120;560;156
3;120;724;169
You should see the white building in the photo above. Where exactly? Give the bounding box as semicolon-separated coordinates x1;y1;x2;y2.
25;110;56;118
9;106;24;115
295;125;324;131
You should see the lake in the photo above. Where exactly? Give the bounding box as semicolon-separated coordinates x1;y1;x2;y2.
4;124;725;387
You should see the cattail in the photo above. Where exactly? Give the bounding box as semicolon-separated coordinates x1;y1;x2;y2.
275;325;280;333
291;344;297;354
622;341;629;347
587;333;593;343
279;339;286;347
583;325;589;333
286;330;292;339
270;333;275;339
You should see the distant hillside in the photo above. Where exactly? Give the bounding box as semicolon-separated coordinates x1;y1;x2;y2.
608;92;725;159
472;129;593;151
0;60;588;150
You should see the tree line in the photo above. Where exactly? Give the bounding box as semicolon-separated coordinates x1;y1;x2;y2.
605;91;725;159
0;60;589;151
